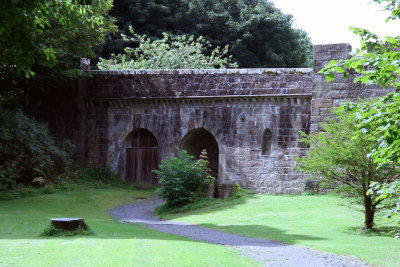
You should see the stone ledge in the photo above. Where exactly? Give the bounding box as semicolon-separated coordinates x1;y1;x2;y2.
88;94;312;107
89;68;313;76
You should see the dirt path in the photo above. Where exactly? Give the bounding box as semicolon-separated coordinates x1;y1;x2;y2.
108;197;371;267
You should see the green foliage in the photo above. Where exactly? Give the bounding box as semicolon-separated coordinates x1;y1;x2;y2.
96;0;313;68
318;0;400;234
153;150;215;208
319;0;400;167
369;180;400;238
339;95;400;167
98;28;238;70
0;108;74;191
0;108;123;200
294;107;400;230
0;0;116;79
0;0;116;109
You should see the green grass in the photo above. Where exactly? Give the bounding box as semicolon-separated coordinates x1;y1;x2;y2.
0;188;260;267
161;194;400;267
155;188;254;214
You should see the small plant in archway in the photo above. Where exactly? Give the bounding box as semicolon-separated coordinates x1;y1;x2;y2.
153;150;214;208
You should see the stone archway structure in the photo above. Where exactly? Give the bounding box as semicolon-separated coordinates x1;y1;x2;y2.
180;128;219;179
61;44;393;194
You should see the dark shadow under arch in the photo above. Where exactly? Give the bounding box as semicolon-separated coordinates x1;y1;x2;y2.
180;128;219;179
126;129;159;187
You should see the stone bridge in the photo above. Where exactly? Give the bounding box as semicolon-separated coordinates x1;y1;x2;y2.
53;43;390;193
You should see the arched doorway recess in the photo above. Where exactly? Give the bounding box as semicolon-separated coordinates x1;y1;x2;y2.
126;129;159;187
180;128;219;179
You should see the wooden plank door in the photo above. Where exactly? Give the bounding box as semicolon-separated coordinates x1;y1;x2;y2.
126;130;159;187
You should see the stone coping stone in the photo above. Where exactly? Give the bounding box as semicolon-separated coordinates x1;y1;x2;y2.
89;68;313;76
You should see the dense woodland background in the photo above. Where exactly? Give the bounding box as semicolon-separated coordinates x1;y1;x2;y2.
94;0;313;68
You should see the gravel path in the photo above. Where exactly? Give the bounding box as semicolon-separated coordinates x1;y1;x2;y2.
107;196;372;267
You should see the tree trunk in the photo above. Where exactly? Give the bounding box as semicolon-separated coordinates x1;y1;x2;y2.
364;195;375;230
50;218;88;231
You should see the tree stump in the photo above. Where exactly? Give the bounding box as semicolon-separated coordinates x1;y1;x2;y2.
50;218;88;231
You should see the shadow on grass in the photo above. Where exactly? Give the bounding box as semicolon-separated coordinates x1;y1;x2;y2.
198;223;326;245
0;221;325;247
345;225;399;237
157;189;258;219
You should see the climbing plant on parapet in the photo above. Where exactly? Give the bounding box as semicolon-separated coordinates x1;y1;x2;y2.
97;26;238;70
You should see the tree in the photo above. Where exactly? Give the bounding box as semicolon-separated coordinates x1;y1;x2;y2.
1;0;116;79
318;0;400;232
294;107;400;230
95;0;313;68
98;28;238;70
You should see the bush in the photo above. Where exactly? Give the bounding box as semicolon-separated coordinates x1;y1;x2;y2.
153;150;214;208
0;108;74;191
0;164;126;200
98;28;238;70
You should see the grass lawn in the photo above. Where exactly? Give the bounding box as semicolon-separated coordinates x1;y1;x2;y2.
161;194;400;267
0;188;260;267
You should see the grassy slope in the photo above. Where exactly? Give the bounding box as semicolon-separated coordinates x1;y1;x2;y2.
162;194;400;267
0;188;260;267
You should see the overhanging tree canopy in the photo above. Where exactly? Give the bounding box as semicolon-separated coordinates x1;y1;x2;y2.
95;0;313;68
0;0;116;80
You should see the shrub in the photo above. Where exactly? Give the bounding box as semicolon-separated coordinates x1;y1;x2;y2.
153;150;214;208
0;108;74;191
98;27;238;70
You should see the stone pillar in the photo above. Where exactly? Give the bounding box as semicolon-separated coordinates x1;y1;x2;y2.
311;43;352;133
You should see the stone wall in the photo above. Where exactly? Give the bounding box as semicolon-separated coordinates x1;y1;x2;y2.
83;69;313;193
52;43;393;194
311;43;392;132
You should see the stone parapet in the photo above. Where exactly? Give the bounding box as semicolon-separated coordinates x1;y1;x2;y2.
87;68;313;99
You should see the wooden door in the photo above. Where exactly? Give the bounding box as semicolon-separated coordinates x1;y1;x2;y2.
126;129;159;187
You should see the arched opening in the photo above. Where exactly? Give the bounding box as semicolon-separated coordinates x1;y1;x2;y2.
262;128;273;156
126;129;159;187
180;128;219;179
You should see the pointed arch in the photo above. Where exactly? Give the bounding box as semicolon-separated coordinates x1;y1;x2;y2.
262;128;273;156
180;128;219;179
